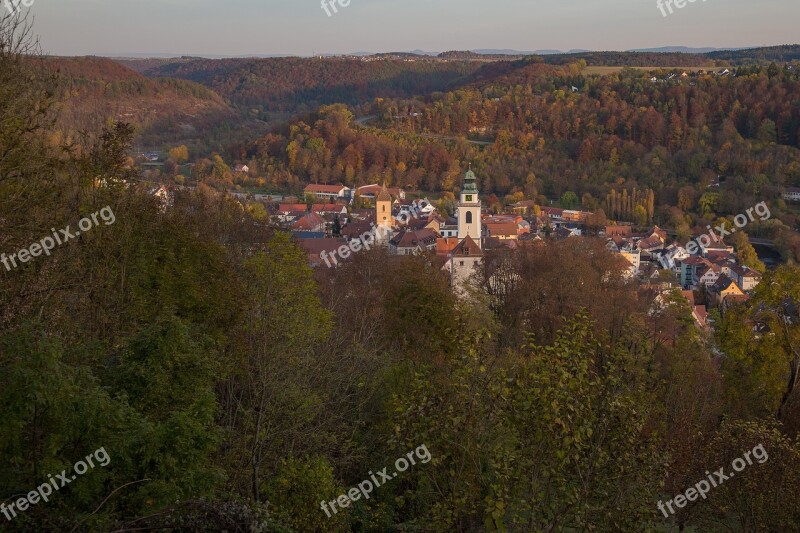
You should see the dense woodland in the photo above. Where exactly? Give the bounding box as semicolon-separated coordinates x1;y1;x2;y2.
5;13;800;531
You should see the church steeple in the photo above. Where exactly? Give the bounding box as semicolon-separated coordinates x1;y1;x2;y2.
457;167;482;248
461;167;479;194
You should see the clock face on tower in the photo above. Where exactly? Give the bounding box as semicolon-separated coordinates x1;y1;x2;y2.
465;195;473;202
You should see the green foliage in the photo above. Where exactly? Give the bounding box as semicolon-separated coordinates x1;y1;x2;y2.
266;456;349;532
559;190;579;210
388;314;665;531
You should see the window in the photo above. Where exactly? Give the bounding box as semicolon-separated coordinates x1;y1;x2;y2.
466;212;473;224
459;261;465;266
382;205;386;212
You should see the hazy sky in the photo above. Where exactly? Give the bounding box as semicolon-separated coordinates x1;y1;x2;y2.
26;0;800;57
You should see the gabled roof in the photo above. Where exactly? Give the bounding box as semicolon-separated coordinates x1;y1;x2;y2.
450;235;483;257
637;235;665;251
341;221;373;239
710;274;738;293
484;221;518;237
436;237;461;256
681;256;711;267
291;212;326;231
390;228;437;249
729;264;762;278
279;203;308;213
311;203;346;213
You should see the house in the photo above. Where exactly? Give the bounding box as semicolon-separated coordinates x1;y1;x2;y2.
511;200;538;215
620;250;641;277
782;187;800;202
725;264;763;292
388;228;438;255
694;264;721;288
440;235;484;290
483;215;528;240
291;212;327;233
484;221;519;240
234;164;250;174
438;218;459;238
721;294;750;315
709;274;745;307
278;203;308;215
562;210;590;223
693;305;710;330
304;184;350;201
637;235;665;253
678;256;712;288
605;225;633;238
311;204;348;216
553;226;580;240
541;207;565;222
355;184;406;201
277;203;308;222
341;220;373;240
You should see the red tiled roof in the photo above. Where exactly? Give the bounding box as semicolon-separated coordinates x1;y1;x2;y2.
311;203;346;213
279;203;308;213
291;212;326;231
436;237;460;256
485;221;518;237
450;235;483;257
682;290;696;306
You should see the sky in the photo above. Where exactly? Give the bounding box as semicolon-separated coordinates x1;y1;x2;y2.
24;0;800;57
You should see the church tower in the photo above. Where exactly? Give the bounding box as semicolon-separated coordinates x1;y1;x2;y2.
376;184;394;235
457;168;482;248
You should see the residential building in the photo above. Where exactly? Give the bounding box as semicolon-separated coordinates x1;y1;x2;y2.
388;228;438;255
304;183;350;201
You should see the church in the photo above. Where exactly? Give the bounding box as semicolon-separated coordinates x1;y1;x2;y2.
434;168;484;290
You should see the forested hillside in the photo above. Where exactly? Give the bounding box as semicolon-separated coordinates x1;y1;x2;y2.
43;56;252;152
139;57;485;114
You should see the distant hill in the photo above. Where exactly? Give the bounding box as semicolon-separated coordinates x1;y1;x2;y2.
43;56;244;150
541;51;715;67
705;44;800;64
471;49;560;56
135;57;484;114
628;46;728;54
